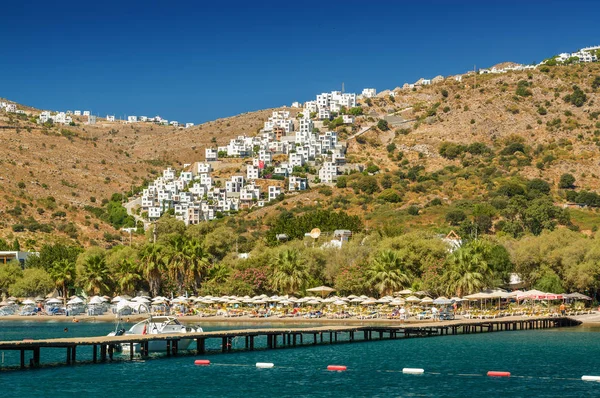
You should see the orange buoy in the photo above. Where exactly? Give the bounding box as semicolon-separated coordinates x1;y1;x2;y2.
194;359;210;366
327;365;347;371
487;371;510;377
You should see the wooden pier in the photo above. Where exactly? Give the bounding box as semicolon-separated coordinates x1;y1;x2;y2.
0;316;581;371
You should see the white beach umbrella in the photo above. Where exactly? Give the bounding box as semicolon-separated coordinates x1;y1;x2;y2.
306;299;322;305
46;298;62;304
22;299;36;305
361;299;378;305
333;300;347;306
350;297;364;303
405;296;422;303
397;289;413;295
132;297;151;303
89;296;104;305
420;297;434;304
68;297;84;305
112;296;124;303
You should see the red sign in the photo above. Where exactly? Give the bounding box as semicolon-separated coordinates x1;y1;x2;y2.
258;160;265;169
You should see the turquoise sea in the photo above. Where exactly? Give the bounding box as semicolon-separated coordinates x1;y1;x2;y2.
1;321;600;397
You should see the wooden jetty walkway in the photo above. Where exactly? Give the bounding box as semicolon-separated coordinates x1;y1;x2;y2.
0;316;581;371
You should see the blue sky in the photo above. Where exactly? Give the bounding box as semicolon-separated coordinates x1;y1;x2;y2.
1;0;598;124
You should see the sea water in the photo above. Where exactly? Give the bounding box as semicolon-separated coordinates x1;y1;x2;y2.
1;321;600;397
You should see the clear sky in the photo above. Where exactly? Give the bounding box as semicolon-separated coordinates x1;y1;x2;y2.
1;0;598;124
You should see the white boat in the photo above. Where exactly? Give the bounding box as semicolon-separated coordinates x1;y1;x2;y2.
108;316;203;353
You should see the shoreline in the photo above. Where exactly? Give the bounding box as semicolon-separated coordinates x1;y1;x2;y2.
1;313;600;326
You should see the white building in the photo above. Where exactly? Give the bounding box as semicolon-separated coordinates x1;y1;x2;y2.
185;123;194;128
205;148;218;162
5;104;17;113
361;88;376;98
268;186;282;201
74;110;81;116
106;115;115;122
83;111;90;116
342;115;355;124
289;176;307;191
247;165;259;180
127;116;138;123
319;162;338;183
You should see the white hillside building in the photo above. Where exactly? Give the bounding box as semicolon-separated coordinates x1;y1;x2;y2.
361;88;376;98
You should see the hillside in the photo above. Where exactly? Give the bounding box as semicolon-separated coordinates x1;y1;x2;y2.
2;61;600;250
0;105;294;247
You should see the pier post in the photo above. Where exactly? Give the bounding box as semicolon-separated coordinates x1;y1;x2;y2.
101;345;107;362
108;345;114;361
245;336;249;349
92;345;97;363
33;347;40;367
226;338;232;353
197;338;205;355
293;334;297;346
313;333;317;345
20;349;25;370
166;340;172;356
66;347;71;365
173;340;179;356
250;336;254;350
72;346;76;363
130;343;134;360
222;337;228;353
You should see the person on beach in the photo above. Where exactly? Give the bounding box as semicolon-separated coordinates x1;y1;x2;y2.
431;306;439;321
560;303;566;316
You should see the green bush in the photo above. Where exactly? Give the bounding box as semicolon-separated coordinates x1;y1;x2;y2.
379;189;402;203
558;173;576;189
377;119;390;131
445;210;466;225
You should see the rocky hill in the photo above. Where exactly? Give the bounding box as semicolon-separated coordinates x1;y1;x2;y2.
2;61;600;250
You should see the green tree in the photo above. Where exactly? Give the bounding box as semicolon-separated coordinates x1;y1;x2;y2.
558;173;576;189
377;119;390;131
270;249;309;294
9;268;54;297
106;246;140;295
445;210;466;226
48;259;76;303
366;250;410;296
139;243;167;296
0;261;23;297
443;243;492;296
79;254;111;295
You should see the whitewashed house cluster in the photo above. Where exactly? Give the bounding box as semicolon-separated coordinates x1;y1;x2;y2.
126;114;195;128
301;91;357;120
1;102;18;113
141;89;355;225
553;46;599;64
38;111;73;125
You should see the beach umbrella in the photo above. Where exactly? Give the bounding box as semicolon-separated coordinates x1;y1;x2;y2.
413;291;429;296
389;299;405;306
132;297;151;303
397;289;413;295
376;298;391;304
566;292;592;300
350;297;364;303
8;297;17;301
46;298;62;304
306;299;322;305
278;300;293;306
306;286;336;298
34;296;45;302
433;298;453;305
0;300;9;306
333;300;347;306
112;296;124;303
347;295;358;299
22;299;36;305
89;296;104;305
68;297;84;305
405;296;422;303
361;299;378;305
420;297;434;304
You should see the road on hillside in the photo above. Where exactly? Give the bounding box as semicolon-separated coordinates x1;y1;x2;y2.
124;196;150;230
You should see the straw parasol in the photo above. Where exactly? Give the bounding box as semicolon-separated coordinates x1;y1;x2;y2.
306;286;336;298
405;296;421;303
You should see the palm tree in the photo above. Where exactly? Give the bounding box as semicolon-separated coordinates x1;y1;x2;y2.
139;243;166;296
443;245;492;297
165;236;187;294
49;259;76;305
81;254;110;295
270;249;309;295
115;258;141;295
366;250;411;296
183;240;210;293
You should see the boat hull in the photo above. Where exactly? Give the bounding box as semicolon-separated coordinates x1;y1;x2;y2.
121;337;195;353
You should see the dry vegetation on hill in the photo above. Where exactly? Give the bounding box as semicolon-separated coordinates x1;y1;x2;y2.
2;62;600;251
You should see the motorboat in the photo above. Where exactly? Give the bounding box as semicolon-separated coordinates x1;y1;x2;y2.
108;315;203;353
